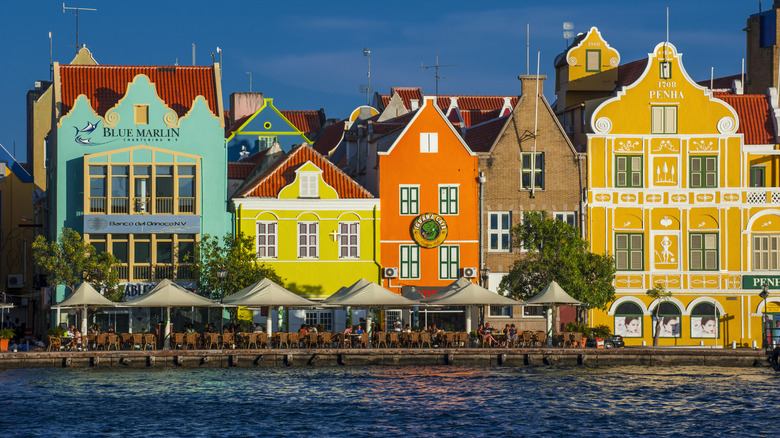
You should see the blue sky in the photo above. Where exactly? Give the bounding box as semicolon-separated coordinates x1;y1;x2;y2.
0;1;762;162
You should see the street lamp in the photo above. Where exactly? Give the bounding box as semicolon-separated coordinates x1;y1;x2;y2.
760;282;770;348
480;266;490;288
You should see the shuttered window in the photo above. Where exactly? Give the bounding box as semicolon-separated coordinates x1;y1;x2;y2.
616;233;644;271
690;233;718;271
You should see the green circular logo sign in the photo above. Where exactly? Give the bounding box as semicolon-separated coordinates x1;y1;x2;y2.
411;213;449;248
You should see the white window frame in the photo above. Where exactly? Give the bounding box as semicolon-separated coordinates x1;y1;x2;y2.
753;235;780;270
488;305;512;317
651;105;677;134
338;221;360;259
554;212;578;228
299;173;319;198
420;133;438;153
297;221;319;259
521;152;544;189
439;185;459;215
400;245;420;279
256;221;278;259
488;212;511;252
439;245;459;280
399;185;419;215
690;232;718;271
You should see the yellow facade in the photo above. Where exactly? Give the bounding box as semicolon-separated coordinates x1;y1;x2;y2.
233;147;381;300
556;27;620;109
587;42;780;347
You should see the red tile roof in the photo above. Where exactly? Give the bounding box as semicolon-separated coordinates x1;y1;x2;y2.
462;109;502;127
280;110;322;135
616;59;648;89
236;144;373;199
312;120;346;156
714;92;776;145
464;115;509;153
228;162;256;179
378;91;516;127
380;87;424;108
59;65;218;118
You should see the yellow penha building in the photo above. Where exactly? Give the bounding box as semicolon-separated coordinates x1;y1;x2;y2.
587;41;780;347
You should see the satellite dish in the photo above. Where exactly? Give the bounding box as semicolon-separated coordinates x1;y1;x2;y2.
563;22;574;30
563;31;574;39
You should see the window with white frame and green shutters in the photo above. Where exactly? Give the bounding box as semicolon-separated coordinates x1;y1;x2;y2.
690;156;717;188
690;233;718;271
399;186;419;215
439;185;458;215
439;245;459;279
400;245;420;279
616;233;643;271
615;155;643;188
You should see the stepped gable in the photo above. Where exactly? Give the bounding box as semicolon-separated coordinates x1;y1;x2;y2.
312;120;346;156
59;65;218;118
236;144;373;199
463;115;510;153
714;92;775;145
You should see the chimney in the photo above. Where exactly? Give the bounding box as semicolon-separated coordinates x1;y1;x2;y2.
517;75;546;98
410;99;420;110
229;92;264;126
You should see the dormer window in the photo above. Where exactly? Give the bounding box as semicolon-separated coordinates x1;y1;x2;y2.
586;50;601;72
299;173;319;198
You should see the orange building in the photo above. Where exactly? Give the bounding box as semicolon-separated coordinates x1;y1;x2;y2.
374;96;480;303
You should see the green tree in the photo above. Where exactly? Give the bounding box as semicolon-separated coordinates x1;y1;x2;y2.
32;227;124;301
499;211;616;323
189;232;282;301
647;283;673;347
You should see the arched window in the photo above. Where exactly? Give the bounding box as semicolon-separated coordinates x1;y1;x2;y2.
691;302;720;339
650;302;682;338
614;302;643;338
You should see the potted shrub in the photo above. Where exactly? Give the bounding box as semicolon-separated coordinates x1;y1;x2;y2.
564;322;587;347
590;324;612;348
0;328;15;351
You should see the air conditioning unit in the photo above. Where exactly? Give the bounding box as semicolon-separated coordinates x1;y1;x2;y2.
462;267;478;278
383;267;398;279
7;274;24;289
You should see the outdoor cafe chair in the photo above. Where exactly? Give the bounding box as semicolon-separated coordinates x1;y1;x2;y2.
443;332;455;348
131;333;143;350
305;332;318;348
387;332;400;348
257;332;269;349
287;333;300;348
375;332;388;348
455;332;469;348
244;333;258;349
94;334;108;350
172;333;185;350
47;335;62;351
107;334;121;351
420;332;433;348
521;331;533;348
143;333;156;350
221;333;236;349
408;332;421;348
203;333;219;349
86;334;96;350
120;333;133;349
185;333;199;350
273;332;288;349
318;332;334;348
337;333;350;349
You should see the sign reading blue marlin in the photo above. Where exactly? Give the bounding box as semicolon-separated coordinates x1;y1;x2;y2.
103;127;180;139
74;120;105;145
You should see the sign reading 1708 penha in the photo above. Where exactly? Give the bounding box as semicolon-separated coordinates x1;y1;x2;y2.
743;275;780;289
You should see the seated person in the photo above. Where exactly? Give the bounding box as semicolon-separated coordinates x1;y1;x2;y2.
477;324;499;347
403;324;412;333
355;325;365;335
393;320;402;332
343;325;353;334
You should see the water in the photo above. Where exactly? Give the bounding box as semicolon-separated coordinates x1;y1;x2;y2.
1;365;778;437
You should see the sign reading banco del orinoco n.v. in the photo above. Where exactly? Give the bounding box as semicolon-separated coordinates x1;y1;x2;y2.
84;214;201;234
742;275;780;289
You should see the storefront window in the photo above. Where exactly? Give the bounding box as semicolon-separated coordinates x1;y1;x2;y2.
614;301;643;338
690;302;720;339
650;302;681;338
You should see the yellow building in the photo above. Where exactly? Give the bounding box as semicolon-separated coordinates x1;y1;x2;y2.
232;144;381;331
587;41;780;347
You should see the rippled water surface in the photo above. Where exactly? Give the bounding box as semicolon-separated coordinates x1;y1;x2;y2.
1;365;778;437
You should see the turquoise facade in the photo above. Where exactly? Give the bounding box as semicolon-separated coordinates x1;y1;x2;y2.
51;74;230;303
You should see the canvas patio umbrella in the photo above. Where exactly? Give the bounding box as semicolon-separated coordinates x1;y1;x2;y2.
325;278;419;343
524;281;584;346
424;277;522;332
52;282;116;348
123;279;221;349
222;278;318;337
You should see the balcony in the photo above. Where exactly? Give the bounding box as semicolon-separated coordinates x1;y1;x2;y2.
745;188;780;205
117;263;195;282
88;196;195;214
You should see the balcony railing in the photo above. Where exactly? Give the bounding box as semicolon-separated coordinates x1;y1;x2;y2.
88;196;195;214
117;263;195;282
89;197;106;213
156;197;173;214
745;188;780;205
179;197;195;213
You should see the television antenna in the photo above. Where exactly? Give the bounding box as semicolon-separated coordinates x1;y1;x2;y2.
360;48;372;105
421;52;457;97
246;71;253;92
563;22;574;48
63;3;97;52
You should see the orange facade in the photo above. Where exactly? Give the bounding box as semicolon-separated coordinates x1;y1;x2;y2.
378;97;480;295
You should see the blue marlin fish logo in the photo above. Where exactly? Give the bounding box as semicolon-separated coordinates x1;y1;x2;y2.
74;120;104;145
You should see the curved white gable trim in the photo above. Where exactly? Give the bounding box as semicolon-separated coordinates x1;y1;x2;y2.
756;297;780;313
565;27;620;68
646;296;688;316
744;209;780;232
252;211;280;221
295;211;322;220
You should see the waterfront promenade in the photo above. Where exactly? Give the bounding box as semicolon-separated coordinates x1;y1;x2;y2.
0;346;769;369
